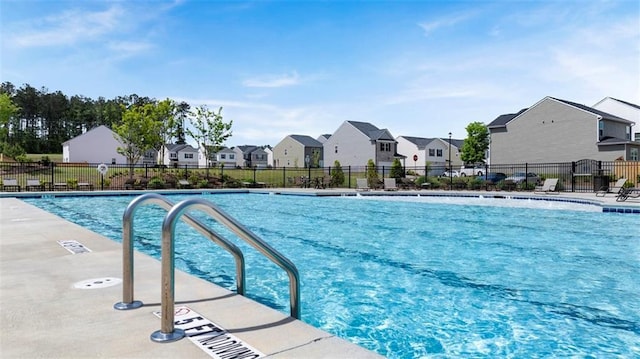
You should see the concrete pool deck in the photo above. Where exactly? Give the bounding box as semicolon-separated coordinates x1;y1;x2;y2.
1;189;638;358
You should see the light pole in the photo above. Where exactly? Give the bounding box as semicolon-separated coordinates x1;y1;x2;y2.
448;132;452;190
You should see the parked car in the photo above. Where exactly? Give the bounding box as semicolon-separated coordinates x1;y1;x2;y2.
484;172;507;183
459;165;485;177
505;172;540;184
442;170;460;178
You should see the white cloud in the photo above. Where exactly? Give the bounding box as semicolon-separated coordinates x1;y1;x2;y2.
417;12;475;37
242;71;301;88
9;5;125;48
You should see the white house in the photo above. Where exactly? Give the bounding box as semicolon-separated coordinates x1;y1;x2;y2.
323;121;399;168
592;97;639;141
62;125;128;164
160;144;199;168
396;136;462;175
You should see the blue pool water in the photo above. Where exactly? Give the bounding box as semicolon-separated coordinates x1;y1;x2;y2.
24;194;640;358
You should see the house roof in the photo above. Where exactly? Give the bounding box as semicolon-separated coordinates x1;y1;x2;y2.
487;108;528;129
289;134;323;147
398;136;435;150
165;143;198;152
347;121;395;141
235;145;258;154
551;97;631;124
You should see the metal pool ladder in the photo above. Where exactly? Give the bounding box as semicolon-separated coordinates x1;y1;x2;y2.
114;193;301;343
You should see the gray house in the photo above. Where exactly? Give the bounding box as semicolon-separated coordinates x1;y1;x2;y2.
234;145;269;168
273;134;324;168
488;96;639;163
323;120;400;168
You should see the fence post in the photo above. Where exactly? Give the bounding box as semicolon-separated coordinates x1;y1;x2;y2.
50;162;55;188
571;161;576;192
348;166;351;188
282;167;286;187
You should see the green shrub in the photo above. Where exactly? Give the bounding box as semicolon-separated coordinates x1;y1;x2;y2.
147;176;165;189
331;160;345;187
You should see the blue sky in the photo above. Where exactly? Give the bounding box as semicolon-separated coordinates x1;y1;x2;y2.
2;0;639;147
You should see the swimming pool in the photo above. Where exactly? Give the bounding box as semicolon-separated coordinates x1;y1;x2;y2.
24;193;640;358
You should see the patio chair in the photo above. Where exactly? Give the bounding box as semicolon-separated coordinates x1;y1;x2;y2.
384;178;398;191
2;178;21;192
53;182;68;191
616;187;640;202
356;178;370;191
534;178;559;194
26;179;43;191
78;182;94;191
596;178;627;197
178;179;192;189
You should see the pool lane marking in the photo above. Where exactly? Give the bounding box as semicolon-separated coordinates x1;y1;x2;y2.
153;306;265;359
57;240;92;254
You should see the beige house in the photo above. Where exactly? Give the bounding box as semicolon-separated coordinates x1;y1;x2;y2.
488;96;639;164
323;121;400;168
273;135;324;168
62;125;127;164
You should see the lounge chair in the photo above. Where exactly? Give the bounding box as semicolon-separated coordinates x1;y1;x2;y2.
178;179;192;189
26;179;43;191
534;178;559;194
384;178;398;191
356;178;370;191
596;178;627;197
78;182;93;191
2;178;21;192
616;187;640;202
53;182;68;191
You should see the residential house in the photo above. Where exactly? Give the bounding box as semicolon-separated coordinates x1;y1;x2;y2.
234;145;269;168
273;135;324;168
396;136;463;175
487;96;639;164
316;134;331;144
160;144;199;168
264;146;274;168
323;120;400;168
592;97;640;141
62;125;128;164
198;146;236;168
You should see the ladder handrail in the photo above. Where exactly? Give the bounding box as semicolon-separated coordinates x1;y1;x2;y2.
114;193;246;310
152;197;300;342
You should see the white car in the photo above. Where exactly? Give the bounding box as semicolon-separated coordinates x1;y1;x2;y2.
459;165;484;177
442;170;460;178
505;172;540;184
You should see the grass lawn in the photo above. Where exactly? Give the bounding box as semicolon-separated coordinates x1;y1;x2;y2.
26;153;63;162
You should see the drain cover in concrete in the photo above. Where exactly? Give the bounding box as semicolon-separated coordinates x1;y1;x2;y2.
73;277;122;289
57;240;91;254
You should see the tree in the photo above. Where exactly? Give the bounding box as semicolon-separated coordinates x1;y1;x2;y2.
152;99;179;164
112;104;161;177
330;160;345;187
390;158;404;178
0;93;20;143
175;101;190;144
186;105;232;166
366;159;379;189
460;122;489;165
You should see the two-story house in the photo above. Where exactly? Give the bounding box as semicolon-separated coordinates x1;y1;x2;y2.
396;136;463;175
160;143;199;168
488;96;639;164
233;145;270;168
62;125;128;164
273;135;324;168
323;121;400;168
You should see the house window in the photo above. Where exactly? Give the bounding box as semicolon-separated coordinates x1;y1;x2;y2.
428;149;435;156
184;153;193;159
631;148;639;161
335;146;338;154
599;120;604;139
170;153;177;159
229;154;235;160
626;126;631;140
220;154;226;159
379;143;391;152
436;149;443;157
284;149;288;155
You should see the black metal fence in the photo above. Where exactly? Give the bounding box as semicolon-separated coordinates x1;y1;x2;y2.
0;160;638;192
